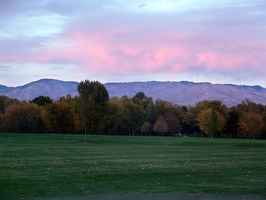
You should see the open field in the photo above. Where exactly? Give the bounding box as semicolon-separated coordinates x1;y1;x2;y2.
0;133;266;200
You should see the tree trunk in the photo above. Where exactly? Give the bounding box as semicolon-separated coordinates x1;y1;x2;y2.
252;133;255;148
131;127;135;136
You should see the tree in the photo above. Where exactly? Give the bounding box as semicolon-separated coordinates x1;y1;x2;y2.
239;112;263;147
17;114;31;133
1;102;41;132
261;113;266;139
0;96;5;114
30;96;53;106
140;122;152;136
223;107;240;138
197;108;225;138
164;113;181;136
104;97;123;135
132;92;148;103
153;115;168;136
0;96;19;114
236;99;265;116
77;80;109;135
182;106;200;136
119;96;145;136
42;95;79;133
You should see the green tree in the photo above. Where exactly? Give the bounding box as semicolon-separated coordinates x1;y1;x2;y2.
236;99;265;116
30;96;53;106
17;114;32;133
104;97;122;135
77;80;109;134
119;96;145;136
132;91;148;103
140;121;152;136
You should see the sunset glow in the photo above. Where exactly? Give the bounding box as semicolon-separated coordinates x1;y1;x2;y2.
0;0;266;87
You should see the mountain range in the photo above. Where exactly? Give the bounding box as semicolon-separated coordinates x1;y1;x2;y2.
1;79;266;107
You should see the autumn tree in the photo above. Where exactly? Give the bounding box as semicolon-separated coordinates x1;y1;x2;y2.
42;95;80;133
1;102;41;132
197;108;225;138
239;112;263;146
164;113;181;136
153;115;168;136
236;99;265;143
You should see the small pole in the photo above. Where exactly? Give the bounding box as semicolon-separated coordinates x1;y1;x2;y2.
85;126;87;144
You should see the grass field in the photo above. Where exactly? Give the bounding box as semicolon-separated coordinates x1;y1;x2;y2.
0;133;266;200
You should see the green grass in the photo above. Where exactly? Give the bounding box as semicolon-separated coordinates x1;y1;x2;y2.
0;133;266;199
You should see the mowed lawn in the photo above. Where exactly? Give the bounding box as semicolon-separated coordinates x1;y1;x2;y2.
0;133;266;200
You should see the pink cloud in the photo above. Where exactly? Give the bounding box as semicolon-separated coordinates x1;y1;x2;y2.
1;14;266;82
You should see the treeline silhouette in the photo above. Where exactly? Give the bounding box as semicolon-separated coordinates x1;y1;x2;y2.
1;81;266;139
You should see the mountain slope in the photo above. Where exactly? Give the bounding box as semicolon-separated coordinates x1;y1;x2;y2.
0;79;79;101
1;79;266;107
105;81;266;107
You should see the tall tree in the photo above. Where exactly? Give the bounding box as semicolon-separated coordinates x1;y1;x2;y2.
261;113;266;139
77;80;109;134
224;107;240;138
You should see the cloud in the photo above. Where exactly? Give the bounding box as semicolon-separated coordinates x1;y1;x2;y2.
0;65;12;71
0;0;266;86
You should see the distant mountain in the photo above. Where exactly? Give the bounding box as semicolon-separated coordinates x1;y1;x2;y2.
0;79;79;101
1;79;266;107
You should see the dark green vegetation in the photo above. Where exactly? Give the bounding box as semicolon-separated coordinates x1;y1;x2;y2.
0;134;265;200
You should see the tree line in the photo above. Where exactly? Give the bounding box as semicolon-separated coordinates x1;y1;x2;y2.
0;80;266;139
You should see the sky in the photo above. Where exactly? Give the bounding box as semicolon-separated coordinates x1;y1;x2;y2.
0;0;266;87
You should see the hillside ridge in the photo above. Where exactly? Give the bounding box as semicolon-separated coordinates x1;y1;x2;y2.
1;79;266;107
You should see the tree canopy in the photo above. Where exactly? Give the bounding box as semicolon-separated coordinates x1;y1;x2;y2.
0;89;266;140
77;80;109;133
